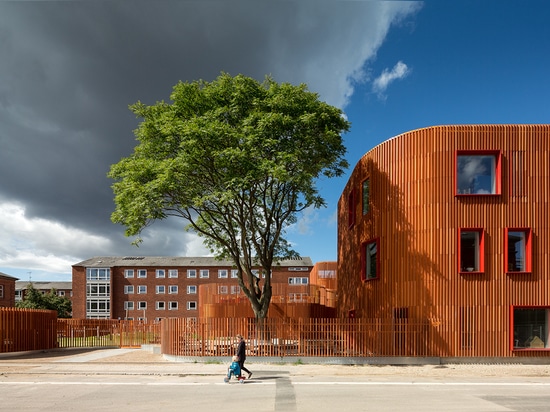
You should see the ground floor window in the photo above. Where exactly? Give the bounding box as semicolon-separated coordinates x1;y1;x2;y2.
512;307;550;349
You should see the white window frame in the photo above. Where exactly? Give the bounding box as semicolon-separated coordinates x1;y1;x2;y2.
218;285;228;294
231;269;238;278
124;269;134;278
169;285;178;294
187;285;197;294
169;301;178;310
200;269;209;278
137;269;147;278
187;301;197;310
156;301;166;310
137;285;147;294
124;285;134;294
168;269;178;278
137;301;147;310
218;269;228;278
187;269;197;278
156;269;165;278
156;285;165;294
124;301;134;310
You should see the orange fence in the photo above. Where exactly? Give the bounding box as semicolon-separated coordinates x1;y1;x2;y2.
0;308;57;353
57;319;161;348
161;317;435;358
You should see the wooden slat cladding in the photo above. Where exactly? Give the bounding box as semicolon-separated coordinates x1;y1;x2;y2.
337;125;550;358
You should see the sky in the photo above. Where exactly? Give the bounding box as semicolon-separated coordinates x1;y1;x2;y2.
1;1;549;282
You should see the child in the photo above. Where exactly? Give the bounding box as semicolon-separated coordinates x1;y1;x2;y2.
224;356;241;382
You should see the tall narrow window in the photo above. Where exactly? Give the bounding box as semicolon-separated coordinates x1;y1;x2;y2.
456;150;501;195
361;239;379;281
459;228;484;273
505;228;532;273
362;179;370;215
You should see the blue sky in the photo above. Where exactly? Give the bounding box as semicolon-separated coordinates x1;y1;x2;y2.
0;1;548;282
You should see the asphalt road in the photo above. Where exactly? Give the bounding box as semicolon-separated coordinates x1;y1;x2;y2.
1;349;550;412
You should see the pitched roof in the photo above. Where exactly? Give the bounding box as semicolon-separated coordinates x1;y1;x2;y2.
0;272;18;281
73;256;313;268
15;281;72;291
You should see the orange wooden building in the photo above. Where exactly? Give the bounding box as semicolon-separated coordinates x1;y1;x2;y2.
338;125;550;357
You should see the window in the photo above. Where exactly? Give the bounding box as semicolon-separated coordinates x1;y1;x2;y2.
218;285;228;294
156;285;165;294
156;269;165;278
512;307;550;349
348;189;356;227
319;270;336;278
137;269;147;278
459;228;484;273
362;178;370;215
86;268;110;280
87;284;109;297
169;285;178;294
231;269;238;278
231;285;241;294
288;277;308;285
218;269;228;278
168;269;178;278
505;228;532;273
58;291;65;297
361;239;379;281
124;285;134;294
156;301;165;310
124;269;134;278
137;301;147;310
187;269;196;278
200;269;209;278
124;301;134;310
187;301;197;310
187;285;197;294
456;150;501;195
169;301;178;310
137;285;147;294
0;285;3;298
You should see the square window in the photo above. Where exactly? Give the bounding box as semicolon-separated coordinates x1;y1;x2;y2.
218;269;228;278
168;269;178;278
187;301;197;310
187;269;196;278
124;301;134;310
456;150;501;195
124;285;134;294
137;301;147;310
505;228;532;273
231;269;238;278
512;307;549;349
362;178;370;215
200;269;209;278
156;269;165;278
0;285;4;298
187;285;197;294
156;301;165;310
137;269;147;278
218;285;228;294
459;228;484;273
169;301;178;310
361;239;379;281
169;285;178;294
231;285;241;294
156;285;165;294
137;285;147;294
124;269;134;278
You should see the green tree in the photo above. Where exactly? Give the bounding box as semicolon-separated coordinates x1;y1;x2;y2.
16;284;72;318
109;73;350;319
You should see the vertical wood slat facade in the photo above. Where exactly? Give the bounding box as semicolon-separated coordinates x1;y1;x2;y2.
337;125;550;358
0;308;57;353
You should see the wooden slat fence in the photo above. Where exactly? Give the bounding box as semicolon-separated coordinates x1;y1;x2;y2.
0;308;57;353
161;317;435;358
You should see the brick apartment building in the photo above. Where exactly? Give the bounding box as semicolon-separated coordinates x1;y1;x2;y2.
72;256;314;320
15;281;73;304
0;272;18;308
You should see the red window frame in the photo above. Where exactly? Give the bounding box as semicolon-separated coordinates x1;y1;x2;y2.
505;228;532;274
458;228;485;274
455;150;502;196
361;238;379;282
510;306;550;351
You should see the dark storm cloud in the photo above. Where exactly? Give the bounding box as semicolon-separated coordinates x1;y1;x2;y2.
0;1;420;269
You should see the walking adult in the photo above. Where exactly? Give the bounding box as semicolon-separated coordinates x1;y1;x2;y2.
236;334;252;379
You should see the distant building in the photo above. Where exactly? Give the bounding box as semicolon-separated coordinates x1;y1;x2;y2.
72;256;324;320
15;281;73;303
0;272;18;307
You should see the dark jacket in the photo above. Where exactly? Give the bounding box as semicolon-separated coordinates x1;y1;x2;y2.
236;339;246;362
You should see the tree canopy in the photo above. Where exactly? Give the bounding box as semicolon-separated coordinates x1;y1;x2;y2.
16;284;72;318
109;73;350;319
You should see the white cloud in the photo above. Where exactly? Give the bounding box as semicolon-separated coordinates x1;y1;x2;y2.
372;61;411;98
0;201;111;274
